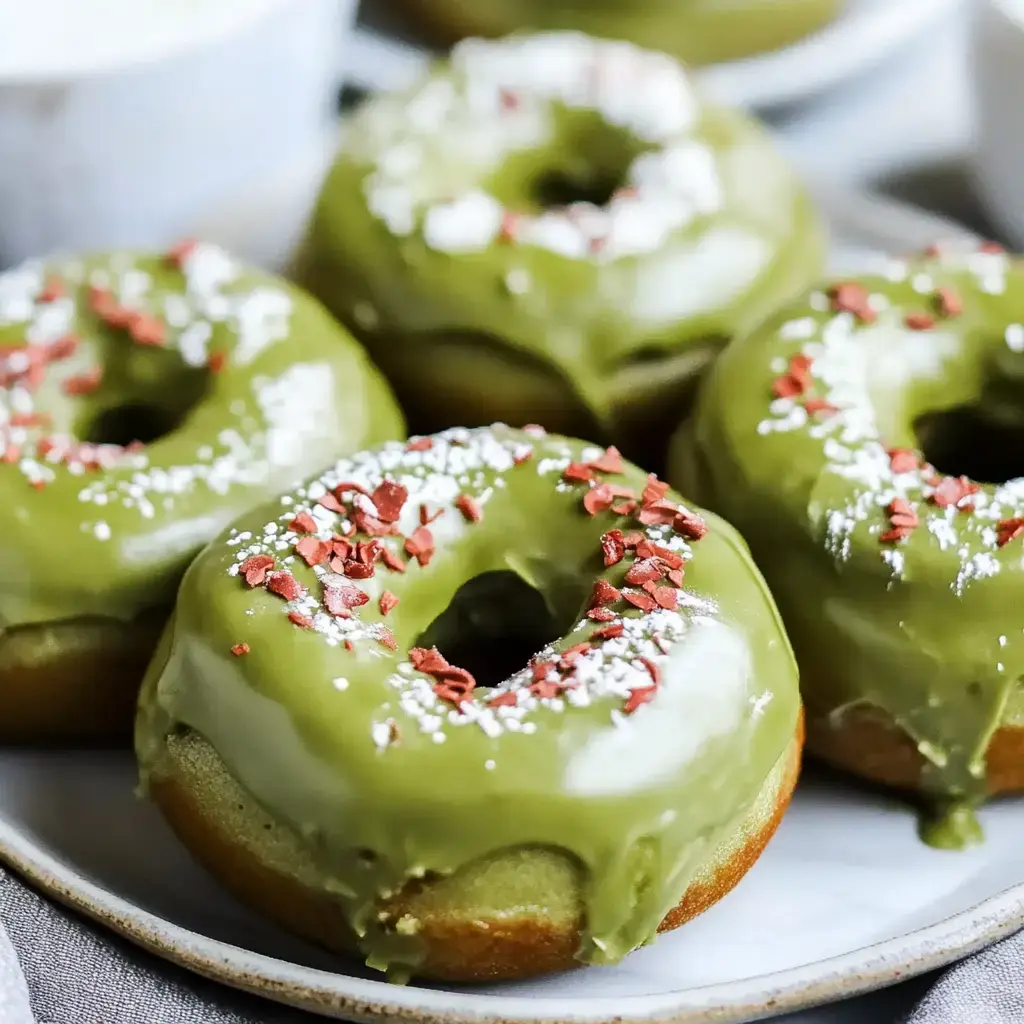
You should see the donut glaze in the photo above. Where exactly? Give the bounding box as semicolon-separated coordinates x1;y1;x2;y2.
0;245;403;742
671;245;1024;847
137;425;800;978
294;33;824;466
384;0;841;67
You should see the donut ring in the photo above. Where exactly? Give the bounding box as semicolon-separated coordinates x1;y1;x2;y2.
383;0;841;67
670;244;1024;847
0;246;402;743
294;33;824;467
137;425;801;980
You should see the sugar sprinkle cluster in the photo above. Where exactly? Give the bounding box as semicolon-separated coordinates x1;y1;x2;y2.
351;32;722;262
224;425;722;752
756;243;1024;594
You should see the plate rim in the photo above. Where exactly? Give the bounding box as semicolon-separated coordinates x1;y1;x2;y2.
0;190;1011;1024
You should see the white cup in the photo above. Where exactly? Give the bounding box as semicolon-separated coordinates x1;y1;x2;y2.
971;0;1024;248
0;0;355;266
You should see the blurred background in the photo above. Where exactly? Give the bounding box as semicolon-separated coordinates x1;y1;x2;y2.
0;0;1005;271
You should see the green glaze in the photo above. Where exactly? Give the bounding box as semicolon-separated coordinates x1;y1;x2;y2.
136;425;799;978
0;246;402;715
670;246;1024;846
293;32;825;462
392;0;842;66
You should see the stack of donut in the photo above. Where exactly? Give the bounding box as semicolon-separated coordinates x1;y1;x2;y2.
7;24;1008;989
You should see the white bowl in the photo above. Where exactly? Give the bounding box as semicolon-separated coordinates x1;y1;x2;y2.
0;0;356;267
971;0;1024;247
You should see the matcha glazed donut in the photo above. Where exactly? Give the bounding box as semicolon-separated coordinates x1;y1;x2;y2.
384;0;841;67
0;244;402;743
294;32;825;468
137;425;801;982
671;242;1024;848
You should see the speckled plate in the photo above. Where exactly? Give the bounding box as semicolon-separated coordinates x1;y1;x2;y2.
344;0;964;110
3;187;1022;1024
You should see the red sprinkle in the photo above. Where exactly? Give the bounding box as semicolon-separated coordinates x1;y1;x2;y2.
931;475;979;510
207;351;227;373
128;312;167;347
905;312;935;331
379;591;399;616
380;547;407;573
601;529;626;566
804;398;837;418
563;462;595;483
583;483;615;516
317;492;347;513
888;448;919;474
37;277;65;303
377;627;398;650
591;579;622;607
589;446;624;474
295;536;330;566
592;623;624;640
342;560;375;580
323;581;369;614
489;691;518;707
638;656;662;686
624;591;657;612
404;526;435;566
997;518;1024;548
405;437;433;452
289;511;318;533
934;286;963;318
624;686;657;714
420;504;445;526
288;611;314;629
587;607;616;622
62;368;103;396
625;558;664;585
674;509;709;540
239;554;275;587
371;480;408;523
829;282;877;323
454;494;483;523
267;571;304;602
230;643;249;656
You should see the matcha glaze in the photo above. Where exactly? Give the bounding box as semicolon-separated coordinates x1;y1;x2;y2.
388;0;842;67
294;32;824;464
137;426;799;977
671;246;1024;848
0;245;402;738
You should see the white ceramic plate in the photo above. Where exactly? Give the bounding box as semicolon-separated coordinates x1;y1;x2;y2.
2;172;1019;1023
343;0;963;110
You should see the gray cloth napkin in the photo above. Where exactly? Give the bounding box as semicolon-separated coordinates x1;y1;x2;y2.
0;858;1020;1024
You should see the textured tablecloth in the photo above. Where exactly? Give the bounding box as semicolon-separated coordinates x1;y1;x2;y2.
3;5;1021;1024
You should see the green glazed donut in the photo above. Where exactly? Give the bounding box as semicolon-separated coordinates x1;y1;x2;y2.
0;244;403;743
294;32;825;468
385;0;841;66
137;424;801;981
670;242;1024;848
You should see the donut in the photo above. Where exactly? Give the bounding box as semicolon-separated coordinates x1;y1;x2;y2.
136;424;802;981
0;245;403;744
293;32;825;468
669;243;1024;848
382;0;841;67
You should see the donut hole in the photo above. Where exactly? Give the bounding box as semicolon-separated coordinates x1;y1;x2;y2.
501;116;648;213
914;404;1024;485
415;571;567;688
82;371;209;447
530;167;625;211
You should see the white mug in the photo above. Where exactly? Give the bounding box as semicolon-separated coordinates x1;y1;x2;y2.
0;0;355;266
971;0;1024;248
